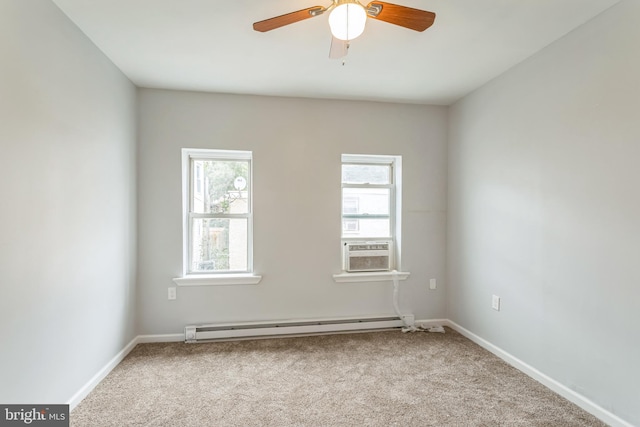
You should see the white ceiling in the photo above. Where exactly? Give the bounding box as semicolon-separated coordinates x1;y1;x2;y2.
52;0;619;105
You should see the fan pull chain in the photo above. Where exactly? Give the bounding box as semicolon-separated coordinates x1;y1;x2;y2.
342;42;350;66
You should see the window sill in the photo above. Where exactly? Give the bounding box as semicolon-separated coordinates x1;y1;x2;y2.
173;273;262;287
332;271;410;283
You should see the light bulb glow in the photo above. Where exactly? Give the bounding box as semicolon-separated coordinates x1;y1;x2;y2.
329;3;367;41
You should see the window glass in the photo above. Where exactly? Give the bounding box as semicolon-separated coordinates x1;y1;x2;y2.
342;219;360;233
192;160;249;214
190;218;248;272
342;188;390;216
195;164;202;194
342;164;390;185
342;218;389;238
343;197;358;214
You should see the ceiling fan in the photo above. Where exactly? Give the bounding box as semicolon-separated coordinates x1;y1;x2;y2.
253;0;436;59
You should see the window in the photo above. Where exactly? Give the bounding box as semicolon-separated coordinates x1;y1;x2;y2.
195;164;203;195
176;149;260;285
343;197;359;214
341;154;402;272
343;219;360;233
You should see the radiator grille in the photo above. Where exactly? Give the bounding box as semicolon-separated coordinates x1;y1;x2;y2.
185;315;411;343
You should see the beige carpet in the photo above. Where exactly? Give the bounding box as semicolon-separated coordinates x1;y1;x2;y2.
71;328;607;426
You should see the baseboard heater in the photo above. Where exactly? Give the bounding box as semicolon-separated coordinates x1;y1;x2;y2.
184;315;414;343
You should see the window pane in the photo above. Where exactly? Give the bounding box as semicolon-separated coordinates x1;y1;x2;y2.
343;197;359;214
342;188;390;215
342;218;390;238
192;160;249;214
190;218;248;272
342;164;390;185
342;219;359;233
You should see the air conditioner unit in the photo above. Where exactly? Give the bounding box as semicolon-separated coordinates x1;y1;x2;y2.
344;241;391;272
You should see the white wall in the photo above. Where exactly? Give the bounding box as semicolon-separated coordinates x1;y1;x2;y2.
447;1;640;424
137;89;447;334
0;0;137;404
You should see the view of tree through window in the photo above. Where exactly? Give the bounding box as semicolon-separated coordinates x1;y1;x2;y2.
189;156;251;273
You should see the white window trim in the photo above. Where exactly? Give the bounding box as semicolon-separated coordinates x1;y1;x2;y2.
174;148;261;286
333;271;410;283
338;154;406;279
173;273;261;287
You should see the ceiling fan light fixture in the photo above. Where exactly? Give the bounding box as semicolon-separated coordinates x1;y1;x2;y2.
328;1;367;41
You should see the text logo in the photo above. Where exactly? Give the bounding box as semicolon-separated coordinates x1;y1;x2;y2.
1;405;68;427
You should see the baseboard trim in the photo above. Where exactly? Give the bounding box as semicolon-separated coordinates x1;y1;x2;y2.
67;333;182;410
444;320;634;427
137;333;184;343
67;336;139;411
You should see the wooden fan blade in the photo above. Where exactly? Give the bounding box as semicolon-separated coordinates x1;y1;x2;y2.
253;6;325;32
366;1;435;32
329;37;348;59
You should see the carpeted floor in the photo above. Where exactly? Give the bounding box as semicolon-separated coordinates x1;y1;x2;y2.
71;328;607;426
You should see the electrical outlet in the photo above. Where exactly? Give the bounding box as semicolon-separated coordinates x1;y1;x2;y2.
429;279;437;290
492;295;500;311
168;287;177;300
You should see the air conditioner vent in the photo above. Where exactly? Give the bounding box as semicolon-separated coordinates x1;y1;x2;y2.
344;241;391;272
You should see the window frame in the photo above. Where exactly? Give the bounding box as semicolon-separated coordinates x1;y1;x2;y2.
339;154;403;274
174;148;261;286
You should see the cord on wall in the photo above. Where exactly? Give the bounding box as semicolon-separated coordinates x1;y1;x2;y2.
391;270;444;333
